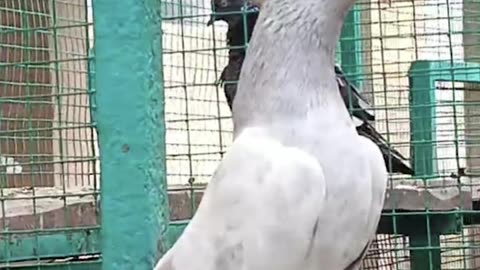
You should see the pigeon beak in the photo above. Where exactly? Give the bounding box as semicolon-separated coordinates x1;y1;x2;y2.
206;15;215;26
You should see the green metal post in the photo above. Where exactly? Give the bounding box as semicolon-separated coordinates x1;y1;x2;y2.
409;62;438;177
409;233;441;270
340;4;364;88
93;0;169;269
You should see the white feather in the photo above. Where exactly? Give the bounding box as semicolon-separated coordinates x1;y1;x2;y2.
154;123;387;270
154;0;388;269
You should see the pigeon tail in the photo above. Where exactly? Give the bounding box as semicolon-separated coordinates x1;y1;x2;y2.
356;122;414;175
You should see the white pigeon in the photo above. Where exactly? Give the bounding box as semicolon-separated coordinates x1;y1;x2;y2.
153;0;388;269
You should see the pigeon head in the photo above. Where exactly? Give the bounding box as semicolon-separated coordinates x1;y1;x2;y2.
207;0;260;26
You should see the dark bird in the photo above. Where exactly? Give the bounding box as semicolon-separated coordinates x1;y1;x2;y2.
208;0;414;175
207;0;259;108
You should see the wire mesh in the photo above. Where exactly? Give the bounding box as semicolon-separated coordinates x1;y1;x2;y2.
162;0;232;220
161;0;480;269
0;0;99;267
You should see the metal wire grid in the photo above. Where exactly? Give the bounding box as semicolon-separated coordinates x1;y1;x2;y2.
356;0;466;170
161;0;232;219
354;0;480;268
362;227;480;269
0;0;98;266
160;0;480;269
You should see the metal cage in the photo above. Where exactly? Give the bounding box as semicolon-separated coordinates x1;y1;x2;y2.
0;0;479;269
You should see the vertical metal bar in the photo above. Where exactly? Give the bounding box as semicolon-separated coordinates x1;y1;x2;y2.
409;62;438;177
50;0;70;235
93;0;169;269
20;1;41;261
410;231;441;270
176;0;195;217
340;3;363;88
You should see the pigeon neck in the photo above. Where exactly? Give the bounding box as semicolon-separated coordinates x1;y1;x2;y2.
232;0;356;132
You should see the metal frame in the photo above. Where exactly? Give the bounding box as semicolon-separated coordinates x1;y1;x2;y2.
94;0;169;269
